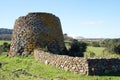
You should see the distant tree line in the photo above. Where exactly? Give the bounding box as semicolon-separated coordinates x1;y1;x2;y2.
88;41;101;47
0;28;12;34
0;28;12;40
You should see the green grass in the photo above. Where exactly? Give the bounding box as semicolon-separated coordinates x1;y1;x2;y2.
85;46;120;58
0;40;10;45
0;53;120;80
87;46;105;56
0;40;120;80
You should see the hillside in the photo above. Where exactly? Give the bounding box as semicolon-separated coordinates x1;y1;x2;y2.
0;28;12;34
0;28;12;40
0;53;120;80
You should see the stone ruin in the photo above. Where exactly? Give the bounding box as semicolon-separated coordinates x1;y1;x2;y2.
9;12;66;57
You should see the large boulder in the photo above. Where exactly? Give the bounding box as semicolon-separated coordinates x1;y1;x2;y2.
9;12;66;57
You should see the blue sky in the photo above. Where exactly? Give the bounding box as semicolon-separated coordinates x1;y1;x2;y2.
0;0;120;38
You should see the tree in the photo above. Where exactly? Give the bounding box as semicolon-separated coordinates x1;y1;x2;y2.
68;39;87;57
104;39;120;54
91;41;100;47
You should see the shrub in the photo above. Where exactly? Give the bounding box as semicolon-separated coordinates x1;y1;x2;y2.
68;39;87;57
0;42;10;52
88;51;95;57
104;39;120;54
91;41;100;47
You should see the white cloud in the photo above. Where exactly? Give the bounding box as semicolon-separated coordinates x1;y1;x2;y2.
80;21;104;25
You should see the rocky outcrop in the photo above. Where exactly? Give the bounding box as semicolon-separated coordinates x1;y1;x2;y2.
34;49;120;75
9;12;66;57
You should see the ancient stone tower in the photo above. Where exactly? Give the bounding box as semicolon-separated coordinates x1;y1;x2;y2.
9;12;66;56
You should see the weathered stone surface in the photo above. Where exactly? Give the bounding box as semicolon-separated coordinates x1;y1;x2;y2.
34;49;120;75
87;58;120;75
9;12;66;56
34;49;88;74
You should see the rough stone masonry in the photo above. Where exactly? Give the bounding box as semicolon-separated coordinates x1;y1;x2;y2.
34;49;120;75
9;12;66;56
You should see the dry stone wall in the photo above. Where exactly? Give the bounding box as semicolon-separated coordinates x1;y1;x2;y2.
9;12;66;56
34;49;120;75
88;59;120;75
34;49;89;74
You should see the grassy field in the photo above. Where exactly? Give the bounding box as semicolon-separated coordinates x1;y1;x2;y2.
0;53;120;80
64;40;120;58
0;40;10;45
0;40;120;80
84;46;120;58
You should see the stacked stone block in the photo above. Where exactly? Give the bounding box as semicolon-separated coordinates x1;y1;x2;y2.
34;49;88;74
9;12;66;56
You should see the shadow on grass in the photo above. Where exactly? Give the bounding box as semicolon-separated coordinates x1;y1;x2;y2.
89;72;120;76
102;72;120;76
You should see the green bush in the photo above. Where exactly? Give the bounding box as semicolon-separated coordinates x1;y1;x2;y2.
0;42;10;52
88;41;101;47
87;51;95;58
68;39;87;57
104;39;120;54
